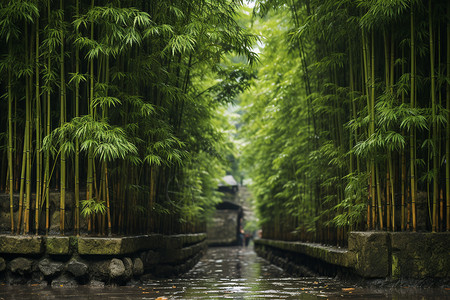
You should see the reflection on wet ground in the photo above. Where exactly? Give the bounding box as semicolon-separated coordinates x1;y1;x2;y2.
0;246;448;299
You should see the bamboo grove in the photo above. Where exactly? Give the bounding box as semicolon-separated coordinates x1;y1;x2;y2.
241;0;450;245
0;0;256;236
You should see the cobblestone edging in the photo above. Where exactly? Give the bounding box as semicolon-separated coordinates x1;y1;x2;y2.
0;233;206;286
255;231;450;279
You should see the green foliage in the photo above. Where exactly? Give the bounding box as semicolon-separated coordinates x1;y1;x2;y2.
212;65;256;104
43;115;138;162
332;173;368;227
242;0;449;243
81;198;106;217
0;0;256;235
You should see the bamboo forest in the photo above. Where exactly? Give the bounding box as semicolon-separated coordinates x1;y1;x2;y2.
0;0;256;236
242;0;450;245
0;0;449;249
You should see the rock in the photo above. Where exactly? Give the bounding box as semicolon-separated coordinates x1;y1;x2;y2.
38;258;64;277
0;235;44;254
163;236;183;249
78;237;125;255
132;258;144;276
5;272;27;285
31;271;45;284
9;257;33;275
90;260;110;281
89;279;105;287
348;232;389;278
109;258;125;278
51;274;78;287
0;257;6;272
46;236;71;255
67;259;88;278
144;250;160;265
390;232;450;279
122;257;133;280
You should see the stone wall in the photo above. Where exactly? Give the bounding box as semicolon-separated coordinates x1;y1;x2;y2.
0;233;206;286
207;209;238;245
255;231;450;280
254;238;355;278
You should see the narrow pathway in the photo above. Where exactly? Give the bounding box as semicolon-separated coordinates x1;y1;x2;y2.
0;246;447;299
147;246;445;299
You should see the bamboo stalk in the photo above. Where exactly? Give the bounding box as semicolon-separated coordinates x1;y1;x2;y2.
45;67;51;235
407;190;411;230
376;165;383;230
389;153;395;231
390;34;396;232
35;15;41;235
8;67;14;233
59;0;66;235
386;167;391;230
86;0;95;229
446;1;450;232
371;32;377;229
440;189;444;231
24;22;32;235
362;31;375;229
14;88;18;192
410;5;417;232
44;0;51;235
400;46;406;231
428;0;438;232
74;0;81;236
103;53;111;236
105;163;112;236
17;117;27;234
348;38;359;173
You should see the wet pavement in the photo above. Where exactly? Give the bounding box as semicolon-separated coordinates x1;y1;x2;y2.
0;246;448;299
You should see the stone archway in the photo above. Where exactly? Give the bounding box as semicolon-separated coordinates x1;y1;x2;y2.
206;200;243;246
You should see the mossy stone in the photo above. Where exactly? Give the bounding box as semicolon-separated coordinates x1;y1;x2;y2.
46;236;71;255
78;237;123;255
0;234;43;254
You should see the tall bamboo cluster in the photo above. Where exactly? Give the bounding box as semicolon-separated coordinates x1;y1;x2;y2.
0;0;256;236
242;0;450;245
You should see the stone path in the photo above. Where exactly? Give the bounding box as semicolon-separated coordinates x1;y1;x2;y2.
0;246;448;299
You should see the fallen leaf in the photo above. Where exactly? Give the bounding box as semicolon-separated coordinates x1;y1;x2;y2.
342;288;355;292
155;298;167;300
172;285;176;288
